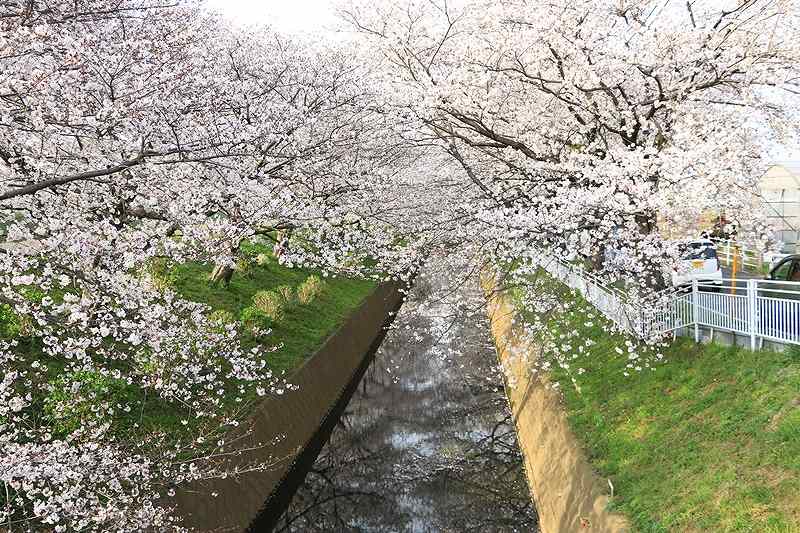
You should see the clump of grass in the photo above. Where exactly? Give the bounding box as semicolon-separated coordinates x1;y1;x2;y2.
297;275;327;304
277;284;296;304
253;290;287;320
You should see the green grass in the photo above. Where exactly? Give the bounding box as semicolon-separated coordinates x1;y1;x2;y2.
3;243;376;449
171;248;376;373
1;244;379;526
512;274;800;532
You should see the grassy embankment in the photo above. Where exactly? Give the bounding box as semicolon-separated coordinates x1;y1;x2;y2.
512;273;800;532
171;242;376;373
1;241;376;444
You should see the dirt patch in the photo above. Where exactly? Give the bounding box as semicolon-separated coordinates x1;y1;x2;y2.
481;272;630;533
766;396;800;431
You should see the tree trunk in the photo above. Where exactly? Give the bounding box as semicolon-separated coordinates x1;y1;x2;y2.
209;262;234;287
209;239;243;287
591;242;606;271
635;210;667;290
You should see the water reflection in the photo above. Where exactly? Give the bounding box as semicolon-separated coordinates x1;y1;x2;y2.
275;276;538;532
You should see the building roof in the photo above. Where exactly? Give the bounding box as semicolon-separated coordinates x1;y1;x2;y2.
771;161;800;175
761;162;800;190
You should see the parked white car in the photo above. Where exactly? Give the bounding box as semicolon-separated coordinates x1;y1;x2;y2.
670;239;723;287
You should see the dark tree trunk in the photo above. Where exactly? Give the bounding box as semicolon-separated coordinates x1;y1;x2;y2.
591;242;606;271
209;262;234;286
635;210;667;290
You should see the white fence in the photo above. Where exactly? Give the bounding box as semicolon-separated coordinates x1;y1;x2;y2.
537;253;800;350
712;237;761;271
711;237;790;273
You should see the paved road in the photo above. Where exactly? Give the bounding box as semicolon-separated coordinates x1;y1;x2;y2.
720;266;762;281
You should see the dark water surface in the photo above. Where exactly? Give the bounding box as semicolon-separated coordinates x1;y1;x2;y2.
275;279;538;532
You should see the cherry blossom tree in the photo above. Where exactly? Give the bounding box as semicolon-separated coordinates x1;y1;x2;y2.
3;0;799;529
0;1;300;529
344;0;800;286
0;0;419;530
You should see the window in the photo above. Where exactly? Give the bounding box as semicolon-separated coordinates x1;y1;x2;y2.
791;262;800;282
772;259;793;280
682;243;717;260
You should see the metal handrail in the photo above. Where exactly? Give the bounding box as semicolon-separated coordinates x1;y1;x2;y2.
537;251;800;349
710;237;769;271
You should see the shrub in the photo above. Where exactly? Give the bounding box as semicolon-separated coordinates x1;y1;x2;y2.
253;290;286;321
255;253;271;266
297;275;327;304
235;257;253;279
277;284;296;305
209;309;235;324
240;305;264;326
240;305;271;333
208;310;236;334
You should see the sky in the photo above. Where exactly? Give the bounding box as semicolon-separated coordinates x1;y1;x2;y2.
204;0;338;34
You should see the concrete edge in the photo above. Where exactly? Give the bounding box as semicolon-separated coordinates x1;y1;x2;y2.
480;271;630;533
171;281;405;532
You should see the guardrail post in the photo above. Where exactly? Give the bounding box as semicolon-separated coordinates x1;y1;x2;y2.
747;279;757;351
692;279;699;343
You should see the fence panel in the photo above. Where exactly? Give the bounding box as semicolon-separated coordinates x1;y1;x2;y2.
695;292;750;335
711;238;765;272
534;250;800;349
757;296;800;344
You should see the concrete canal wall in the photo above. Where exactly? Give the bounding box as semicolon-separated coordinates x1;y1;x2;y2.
172;281;405;532
481;273;629;533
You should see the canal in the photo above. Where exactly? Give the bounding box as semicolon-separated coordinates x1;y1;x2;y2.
274;273;538;532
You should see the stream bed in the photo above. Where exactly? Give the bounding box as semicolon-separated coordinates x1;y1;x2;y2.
274;276;538;532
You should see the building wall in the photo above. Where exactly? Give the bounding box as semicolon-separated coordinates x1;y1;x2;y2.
759;164;800;252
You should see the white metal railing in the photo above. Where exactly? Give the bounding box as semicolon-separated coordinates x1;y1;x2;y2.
710;237;789;273
536;252;800;350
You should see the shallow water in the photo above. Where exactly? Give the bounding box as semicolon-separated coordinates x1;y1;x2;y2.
275;279;538;532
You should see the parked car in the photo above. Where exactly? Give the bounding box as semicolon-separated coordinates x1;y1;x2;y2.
670;239;723;288
761;254;800;301
764;251;790;270
759;255;800;338
766;255;800;283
